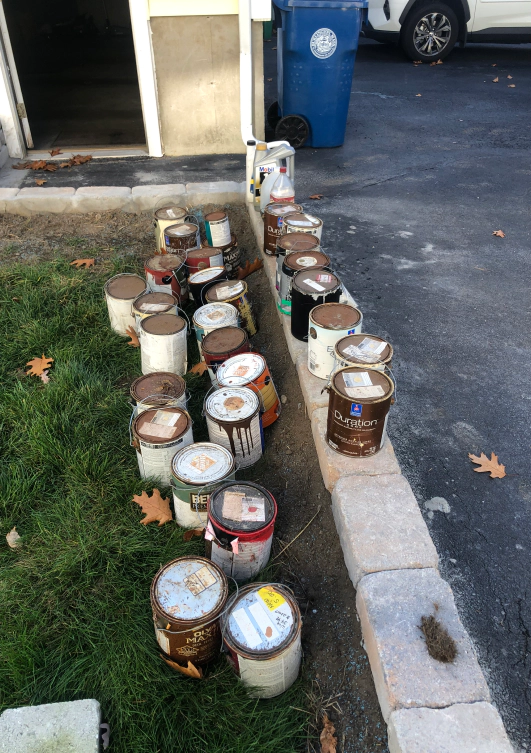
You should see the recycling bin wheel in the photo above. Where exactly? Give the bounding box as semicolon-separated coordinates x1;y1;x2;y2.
267;101;281;129
275;115;309;149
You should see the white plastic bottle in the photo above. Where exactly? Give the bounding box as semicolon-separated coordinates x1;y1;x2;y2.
259;167;280;212
269;167;295;203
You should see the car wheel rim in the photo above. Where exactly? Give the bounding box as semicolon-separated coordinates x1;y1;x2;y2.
413;12;451;56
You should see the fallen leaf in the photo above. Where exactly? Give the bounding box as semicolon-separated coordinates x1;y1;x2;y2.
133;489;172;526
492;77;499;83
429;59;443;66
59;162;71;169
126;326;140;347
507;75;513;79
492;230;505;238
416;94;422;97
160;655;203;679
70;258;95;268
42;163;58;172
267;77;273;81
188;361;208;375
183;527;205;541
236;258;263;280
49;148;62;157
413;60;422;64
70;154;93;165
468;452;506;479
309;194;324;200
35;179;47;186
6;527;22;549
492;63;497;66
12;297;20;301
508;84;516;88
320;714;337;753
40;370;50;384
26;354;53;376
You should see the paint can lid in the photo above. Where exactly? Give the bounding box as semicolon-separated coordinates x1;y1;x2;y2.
216;353;265;386
140;314;186;335
164;222;199;237
205;211;227;222
311;303;362;330
154;205;188;222
187;246;223;260
284;250;330;271
332;366;394;402
205;280;246;302
105;274;146;300
133;291;177;314
152;556;227;622
133;407;190;443
205;387;259;423
202;233;237;250
335;334;392;364
209;482;276;533
265;202;302;217
277;233;320;252
189;267;226;284
292;269;340;295
145;254;185;272
130;372;186;404
284;212;321;228
193;303;239;329
172;442;235;485
201;326;247;355
223;584;300;656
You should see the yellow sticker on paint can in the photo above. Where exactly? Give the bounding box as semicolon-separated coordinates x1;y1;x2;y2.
258;587;286;611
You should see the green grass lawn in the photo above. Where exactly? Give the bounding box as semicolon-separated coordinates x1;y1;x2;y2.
0;258;307;752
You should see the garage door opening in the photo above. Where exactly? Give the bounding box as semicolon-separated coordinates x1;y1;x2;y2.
1;0;146;151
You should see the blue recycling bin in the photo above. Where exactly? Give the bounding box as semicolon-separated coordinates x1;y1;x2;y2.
272;0;368;148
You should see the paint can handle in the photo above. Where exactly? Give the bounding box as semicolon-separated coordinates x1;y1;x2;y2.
129;411;138;449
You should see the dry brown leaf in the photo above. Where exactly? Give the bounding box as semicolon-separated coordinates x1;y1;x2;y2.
43;163;58;172
492;230;505;238
429;60;443;66
35;179;47;186
416;94;422;97
508;84;516;88
40;370;50;384
183;527;205;541
133;489;172;526
507;75;513;79
126;326;140;347
492;63;497;66
309;194;324;200
236;258;263;280
413;60;422;64
189;361;208;376
26;354;53;376
70;154;93;165
468;452;506;479
320;714;337;753
59;162;71;169
70;258;95;268
492;77;499;83
6;527;22;549
160;655;203;679
49;148;62;157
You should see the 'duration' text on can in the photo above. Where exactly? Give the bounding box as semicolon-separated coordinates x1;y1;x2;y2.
203;234;241;279
281;212;323;240
222;583;302;698
171;442;236;527
278;249;331;316
308;303;363;380
151;556;228;665
193;303;240;362
275;233;320;293
132;291;178;329
205;280;257;337
204;211;232;248
333;334;393;373
139;313;188;376
164;222;201;255
130;372;187;415
132;406;193;485
207;481;277;582
144;254;189;304
216;352;281;427
326;366;395;458
201;326;250;385
104;274;147;336
154;205;189;254
263;202;302;255
290;269;342;342
205;387;263;469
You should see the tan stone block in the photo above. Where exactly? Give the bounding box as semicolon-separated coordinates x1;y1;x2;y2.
10;187;75;215
131;184;185;212
73;187;132;213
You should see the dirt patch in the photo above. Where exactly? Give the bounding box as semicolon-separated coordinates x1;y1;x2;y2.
420;612;458;663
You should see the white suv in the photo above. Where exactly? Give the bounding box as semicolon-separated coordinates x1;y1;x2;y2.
363;0;531;61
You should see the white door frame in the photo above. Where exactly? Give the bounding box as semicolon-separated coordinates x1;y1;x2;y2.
0;1;25;158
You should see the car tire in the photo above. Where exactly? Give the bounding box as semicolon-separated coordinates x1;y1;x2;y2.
400;2;459;62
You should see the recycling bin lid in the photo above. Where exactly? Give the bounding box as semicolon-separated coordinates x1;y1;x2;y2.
274;0;367;9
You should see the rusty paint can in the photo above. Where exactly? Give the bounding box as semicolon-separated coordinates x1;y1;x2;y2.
192;303;240;362
144;254;189;304
130;372;187;415
104;274;147;336
154;205;189;254
139;313;188;376
171;442;236;527
132;406;194;485
201;326;250;385
203;234;241;279
281;212;323;240
205;387;263;469
222;583;302;698
279;249;331;316
205;280;257;337
204;210;232;247
333;334;393;373
188;267;228;304
207;482;277;582
151;556;228;665
164;222;201;256
275;233;320;294
327;366;394;457
216;352;280;428
263;202;302;255
132;291;178;328
185;246;225;278
290;270;342;342
308;303;363;380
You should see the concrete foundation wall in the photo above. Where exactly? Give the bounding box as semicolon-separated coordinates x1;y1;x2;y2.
151;16;265;156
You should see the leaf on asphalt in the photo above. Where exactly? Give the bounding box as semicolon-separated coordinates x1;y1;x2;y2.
26;354;54;376
507;75;513;79
236;258;263;280
492;230;505;238
133;489;173;526
416;93;422;97
59;162;71;169
309;194;324;200
468;452;506;479
492;77;499;83
70;258;95;268
160;655;203;679
492;63;497;66
189;361;208;375
35;179;47;186
430;59;443;66
267;78;273;81
126;326;140;347
320;714;337;753
70;154;93;165
6;527;22;549
49;148;62;157
40;370;50;384
413;60;422;64
43;163;58;172
183;527;205;541
508;84;516;88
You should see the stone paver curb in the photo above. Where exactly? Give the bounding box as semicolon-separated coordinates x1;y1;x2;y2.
72;186;133;213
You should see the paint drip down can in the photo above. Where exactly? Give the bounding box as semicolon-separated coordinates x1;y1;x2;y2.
207;482;277;582
104;274;147;336
216;352;281;427
291;270;342;342
132;406;193;485
205;387;263;469
139;313;188;376
151;556;228;665
308;303;363;380
222;583;302;698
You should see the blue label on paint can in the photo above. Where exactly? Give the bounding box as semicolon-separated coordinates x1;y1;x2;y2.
278;217;284;228
347;328;357;335
350;403;362;417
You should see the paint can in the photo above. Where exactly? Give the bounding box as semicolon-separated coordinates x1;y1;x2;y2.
185;246;225;278
204;211;232;248
132;291;178;328
192;303;240;362
216;353;280;428
104;274;147;336
171;442;236;527
308;304;363;380
188;267;227;304
164;222;201;255
281;212;323;240
326;367;394;457
207;482;277;582
139;313;188;376
132;406;193;485
153;205;189;254
263;202;303;255
205;280;257;337
151;556;228;665
144;254;189;304
130;372;187;415
275;233;320;294
279;250;331;316
204;387;263;469
201;327;250;385
222;583;302;698
333;334;393;372
290;270;342;342
203;234;241;279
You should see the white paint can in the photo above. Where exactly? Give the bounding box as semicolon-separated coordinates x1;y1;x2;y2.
132;407;193;486
308;303;363;380
222;583;302;698
153;205;189;254
104;274;147;336
192;303;240;361
130;372;187;415
204;210;232;248
333;333;393;373
139;313;188;376
281;212;323;240
204;387;263;469
132;291;178;329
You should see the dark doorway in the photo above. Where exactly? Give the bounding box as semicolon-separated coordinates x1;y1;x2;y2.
2;0;145;150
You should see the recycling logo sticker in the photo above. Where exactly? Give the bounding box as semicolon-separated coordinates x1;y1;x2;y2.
310;28;337;59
